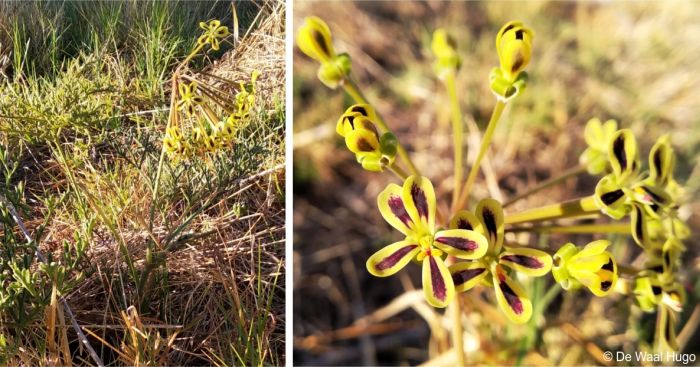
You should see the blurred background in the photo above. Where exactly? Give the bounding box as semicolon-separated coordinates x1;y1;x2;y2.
293;1;700;366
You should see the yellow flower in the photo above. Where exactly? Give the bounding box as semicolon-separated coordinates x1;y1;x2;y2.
593;129;671;247
198;20;230;51
296;16;335;63
449;199;552;323
176;81;204;117
336;104;396;172
489;21;533;101
296;16;351;89
431;28;461;79
552;240;618;296
496;21;534;82
579;118;618;175
366;176;488;308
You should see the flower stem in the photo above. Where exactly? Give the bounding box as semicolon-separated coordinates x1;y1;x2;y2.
454;99;506;213
446;255;466;366
504;165;587;208
507;223;630;234
387;164;409;181
343;77;420;176
504;196;600;225
444;73;464;212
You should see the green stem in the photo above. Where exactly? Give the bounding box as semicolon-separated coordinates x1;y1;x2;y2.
445;255;465;366
444;73;464;213
343;77;420;176
504;165;587;208
454;100;506;212
507;223;630;234
387;164;409;181
504;196;600;225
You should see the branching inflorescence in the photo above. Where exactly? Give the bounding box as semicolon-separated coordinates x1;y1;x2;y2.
297;16;690;359
162;19;261;161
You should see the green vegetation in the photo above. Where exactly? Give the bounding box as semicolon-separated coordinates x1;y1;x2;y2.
0;1;285;365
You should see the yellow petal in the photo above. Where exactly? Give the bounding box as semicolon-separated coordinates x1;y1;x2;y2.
422;254;455;308
499;247;552;277
577;239;610;258
492;266;532;324
608;129;640;182
449;261;489;293
449;210;483;233
345;128;380;155
377;183;417;235
433;229;488;260
583;118;603;148
594;174;629;220
656;306;679;352
296;16;335;63
630;203;649;247
402;176;436;233
366;240;421;277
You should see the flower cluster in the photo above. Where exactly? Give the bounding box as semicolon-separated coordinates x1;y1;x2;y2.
336;104;397;172
581;120;690;349
298;14;690;357
162;20;261;161
163;71;260;160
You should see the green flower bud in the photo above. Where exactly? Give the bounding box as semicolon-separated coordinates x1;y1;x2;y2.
379;132;397;157
317;53;352;89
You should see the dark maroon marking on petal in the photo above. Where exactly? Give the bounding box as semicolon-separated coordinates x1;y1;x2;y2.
651;286;662;296
435;236;478;252
663;251;671;269
601;280;612;291
641;186;667;205
498;277;524;315
502;24;517;35
511;54;524;73
482;208;498;243
650;203;660;214
411;183;429;221
312;30;330;57
429;256;447;301
633;206;645;242
665;315;673;343
452;268;486;286
350;105;368;117
345;115;357;129
356;138;376;152
456;219;473;230
375;245;418;271
601;258;614;272
613;135;628;171
600;189;625;205
388;195;412;228
649;264;664;274
653;149;663;177
515;29;524;40
501;255;543;269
